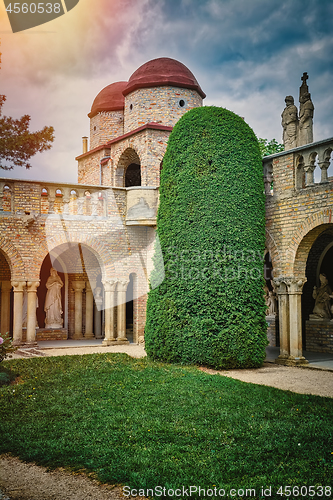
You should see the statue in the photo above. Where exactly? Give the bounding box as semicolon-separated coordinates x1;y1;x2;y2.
267;291;277;316
298;92;314;146
264;283;277;316
44;268;63;328
310;273;332;319
281;96;298;150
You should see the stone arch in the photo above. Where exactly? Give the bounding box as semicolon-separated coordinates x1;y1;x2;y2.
115;147;142;187
33;231;115;282
0;236;25;280
286;209;333;278
265;228;283;277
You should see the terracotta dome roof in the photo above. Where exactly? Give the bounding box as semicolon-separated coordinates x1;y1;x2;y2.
88;81;127;118
123;58;206;98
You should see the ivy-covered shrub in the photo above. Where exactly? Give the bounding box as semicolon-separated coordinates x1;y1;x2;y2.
145;106;268;369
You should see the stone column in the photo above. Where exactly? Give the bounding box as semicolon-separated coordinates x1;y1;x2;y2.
94;286;103;339
77;194;85;216
1;281;12;336
85;282;94;339
72;281;85;339
274;279;289;363
102;280;117;346
26;281;39;346
319;160;329;184
286;278;308;365
48;188;56;214
12;281;26;346
304;165;315;186
117;280;129;343
62;188;71;215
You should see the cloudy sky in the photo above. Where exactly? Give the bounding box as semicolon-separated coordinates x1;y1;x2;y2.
0;0;332;183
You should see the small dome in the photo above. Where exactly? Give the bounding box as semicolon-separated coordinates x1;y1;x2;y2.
123;57;206;98
88;81;128;118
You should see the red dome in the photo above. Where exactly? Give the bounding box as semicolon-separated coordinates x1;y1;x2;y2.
123;58;206;98
88;81;127;118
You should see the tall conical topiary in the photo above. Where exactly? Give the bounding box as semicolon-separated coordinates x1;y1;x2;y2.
145;107;267;369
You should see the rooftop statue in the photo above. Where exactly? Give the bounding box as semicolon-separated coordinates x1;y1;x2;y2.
298;72;314;146
298;91;314;146
281;95;298;150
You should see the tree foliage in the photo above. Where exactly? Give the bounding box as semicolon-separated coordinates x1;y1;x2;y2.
145;107;268;369
0;95;54;170
258;137;284;157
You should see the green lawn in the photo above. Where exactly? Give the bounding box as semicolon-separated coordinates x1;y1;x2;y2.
1;353;332;499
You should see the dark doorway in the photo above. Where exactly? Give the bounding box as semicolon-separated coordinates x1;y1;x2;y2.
302;228;333;349
125;164;141;187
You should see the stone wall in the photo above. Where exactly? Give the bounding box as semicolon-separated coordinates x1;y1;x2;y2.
90;111;124;150
123;86;202;133
264;138;333;278
0;179;159;342
77;127;170;188
305;320;333;352
266;316;278;347
77;148;111;185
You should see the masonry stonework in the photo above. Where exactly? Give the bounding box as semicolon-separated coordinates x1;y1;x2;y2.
1;57;332;359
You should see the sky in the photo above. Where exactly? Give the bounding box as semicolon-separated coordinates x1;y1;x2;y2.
0;0;332;183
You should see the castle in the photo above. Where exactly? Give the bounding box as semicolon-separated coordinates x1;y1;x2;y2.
0;57;333;366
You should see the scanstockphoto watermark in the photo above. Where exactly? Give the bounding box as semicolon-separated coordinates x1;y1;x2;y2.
165;245;266;265
123;485;331;498
167;262;264;282
162;245;272;282
123;485;262;498
3;0;81;33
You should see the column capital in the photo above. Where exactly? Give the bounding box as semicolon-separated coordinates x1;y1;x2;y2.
72;281;85;292
273;277;306;294
272;278;288;294
11;281;26;292
27;281;40;292
102;280;117;292
1;281;12;292
318;160;330;170
117;280;129;293
285;277;307;294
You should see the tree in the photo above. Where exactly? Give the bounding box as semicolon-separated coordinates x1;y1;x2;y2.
145;107;268;370
258;137;284;157
0;95;54;170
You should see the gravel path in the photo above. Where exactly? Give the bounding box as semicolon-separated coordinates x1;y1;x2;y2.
2;347;333;499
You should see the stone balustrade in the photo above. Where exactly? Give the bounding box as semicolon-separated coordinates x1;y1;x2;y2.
0;179;159;226
263;137;333;196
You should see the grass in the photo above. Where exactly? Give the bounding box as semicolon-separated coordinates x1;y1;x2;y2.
0;353;333;499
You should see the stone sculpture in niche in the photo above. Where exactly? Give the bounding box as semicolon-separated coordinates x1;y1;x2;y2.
310;273;332;320
44;268;63;328
267;290;277;316
281;95;298;150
